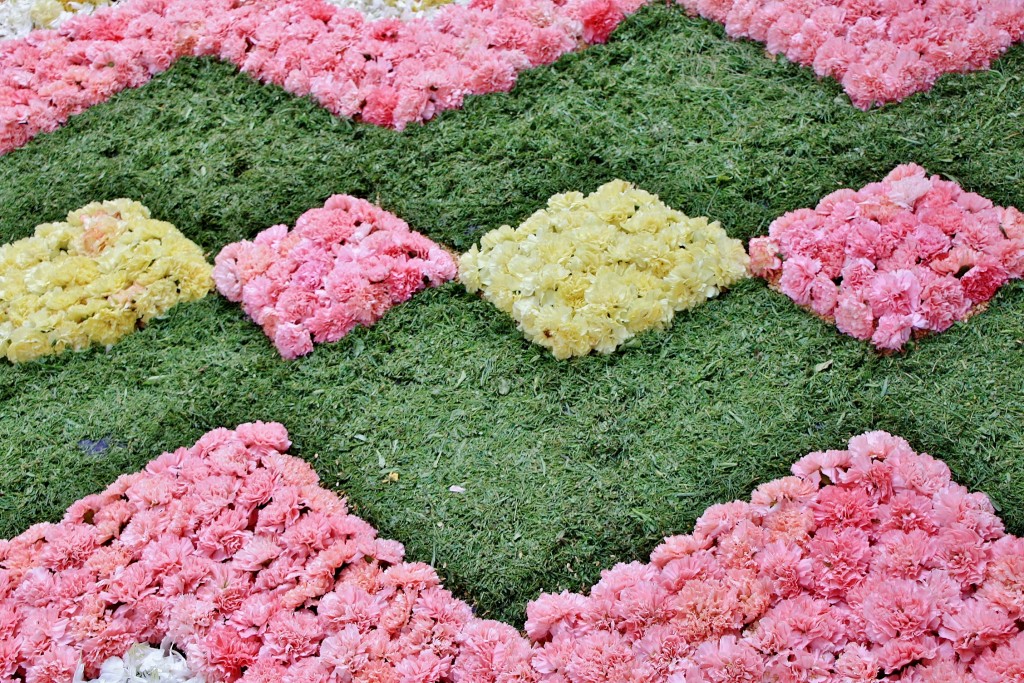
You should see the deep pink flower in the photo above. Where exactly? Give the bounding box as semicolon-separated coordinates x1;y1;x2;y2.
960;261;1010;303
579;0;625;44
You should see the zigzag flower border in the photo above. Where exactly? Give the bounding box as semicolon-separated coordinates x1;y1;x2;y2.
0;0;644;156
5;425;1024;681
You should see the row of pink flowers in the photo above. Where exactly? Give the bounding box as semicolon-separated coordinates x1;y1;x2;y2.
4;426;1024;681
749;164;1024;350
213;195;457;359
0;0;643;155
677;0;1024;108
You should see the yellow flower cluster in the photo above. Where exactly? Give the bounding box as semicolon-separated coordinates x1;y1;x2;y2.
0;199;212;363
460;180;749;359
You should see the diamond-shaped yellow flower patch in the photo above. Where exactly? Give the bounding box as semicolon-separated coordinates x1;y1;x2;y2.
0;199;212;363
459;180;748;359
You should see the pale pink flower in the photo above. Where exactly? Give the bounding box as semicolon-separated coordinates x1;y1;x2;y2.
834;288;875;340
939;597;1017;659
693;635;764;682
861;578;940;643
778;255;821;306
973;631;1024;682
747;237;782;279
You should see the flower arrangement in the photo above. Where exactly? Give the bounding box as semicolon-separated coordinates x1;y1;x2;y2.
213;194;456;359
0;198;212;363
6;427;1024;682
748;164;1024;351
0;422;480;682
676;0;1024;108
459;179;748;359
520;430;1024;682
0;0;643;156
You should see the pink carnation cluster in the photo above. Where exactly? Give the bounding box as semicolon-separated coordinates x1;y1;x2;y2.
519;430;1024;682
0;422;486;683
0;0;643;155
677;0;1024;107
213;195;456;359
5;428;1024;682
748;164;1024;350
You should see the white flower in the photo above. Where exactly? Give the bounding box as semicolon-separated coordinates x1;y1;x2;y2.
0;0;36;41
75;642;205;683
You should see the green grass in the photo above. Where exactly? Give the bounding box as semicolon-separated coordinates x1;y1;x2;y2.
2;5;1024;625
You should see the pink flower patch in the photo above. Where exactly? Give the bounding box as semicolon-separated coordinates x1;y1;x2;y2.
0;0;645;156
749;164;1024;350
213;195;456;359
677;0;1024;108
516;431;1024;682
4;428;1024;680
0;422;481;682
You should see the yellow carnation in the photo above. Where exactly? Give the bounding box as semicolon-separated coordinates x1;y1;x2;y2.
458;180;749;358
0;199;212;363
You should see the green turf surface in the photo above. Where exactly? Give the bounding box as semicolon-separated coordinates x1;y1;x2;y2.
2;5;1024;625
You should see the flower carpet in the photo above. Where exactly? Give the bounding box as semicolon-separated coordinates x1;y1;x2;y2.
3;0;1024;681
6;426;1024;681
213;195;456;359
459;180;748;359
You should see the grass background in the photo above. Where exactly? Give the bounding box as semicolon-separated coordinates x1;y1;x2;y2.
2;5;1024;625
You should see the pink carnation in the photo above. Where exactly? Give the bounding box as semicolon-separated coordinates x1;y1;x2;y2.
579;0;625;44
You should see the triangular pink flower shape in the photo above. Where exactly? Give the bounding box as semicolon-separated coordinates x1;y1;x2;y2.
3;426;1024;682
213;195;457;359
